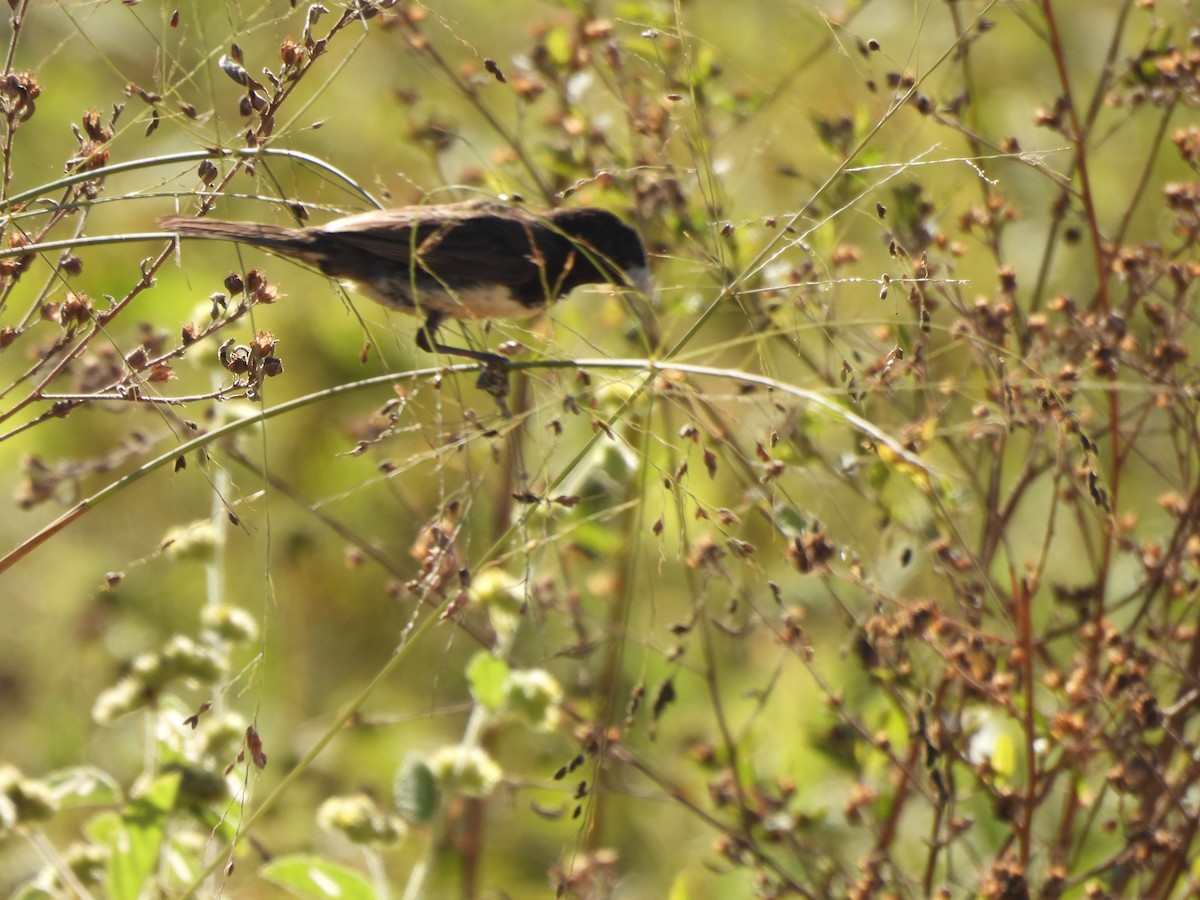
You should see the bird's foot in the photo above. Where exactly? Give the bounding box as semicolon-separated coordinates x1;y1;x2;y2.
475;358;512;417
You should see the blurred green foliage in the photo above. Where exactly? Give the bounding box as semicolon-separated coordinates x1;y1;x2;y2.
2;0;1200;897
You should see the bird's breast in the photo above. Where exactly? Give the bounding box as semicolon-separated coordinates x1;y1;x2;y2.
354;277;545;320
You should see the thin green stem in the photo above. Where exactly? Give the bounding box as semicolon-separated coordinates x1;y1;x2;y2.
0;357;936;575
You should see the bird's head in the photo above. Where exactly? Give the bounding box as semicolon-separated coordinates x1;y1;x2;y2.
547;207;650;296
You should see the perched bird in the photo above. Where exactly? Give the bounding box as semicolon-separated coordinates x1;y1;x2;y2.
160;200;649;366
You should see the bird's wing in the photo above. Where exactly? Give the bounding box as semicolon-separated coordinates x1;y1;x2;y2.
317;204;559;288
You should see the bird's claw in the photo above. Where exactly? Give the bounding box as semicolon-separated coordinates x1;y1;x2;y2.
476;358;511;409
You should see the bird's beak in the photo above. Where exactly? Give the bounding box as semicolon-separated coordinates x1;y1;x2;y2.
626;265;652;296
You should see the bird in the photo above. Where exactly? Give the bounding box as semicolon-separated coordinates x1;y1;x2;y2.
160;200;649;367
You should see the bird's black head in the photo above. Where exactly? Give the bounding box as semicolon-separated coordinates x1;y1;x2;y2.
544;207;650;295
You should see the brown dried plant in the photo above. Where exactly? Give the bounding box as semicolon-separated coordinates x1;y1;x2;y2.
1;2;1200;899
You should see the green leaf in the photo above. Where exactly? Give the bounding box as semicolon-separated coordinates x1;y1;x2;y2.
466;652;509;711
100;772;181;900
394;757;439;825
867;460;891;491
810;722;860;773
667;874;691;900
84;809;120;844
775;505;808;538
990;732;1016;780
569;520;627;556
260;855;376;900
616;2;670;29
543;26;573;68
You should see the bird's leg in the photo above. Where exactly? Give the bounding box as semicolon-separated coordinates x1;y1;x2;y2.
416;312;506;366
415;312;511;412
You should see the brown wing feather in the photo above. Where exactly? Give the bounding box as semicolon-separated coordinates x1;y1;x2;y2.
314;203;560;288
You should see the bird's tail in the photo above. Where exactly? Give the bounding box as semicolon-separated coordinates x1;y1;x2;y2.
160;215;318;258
